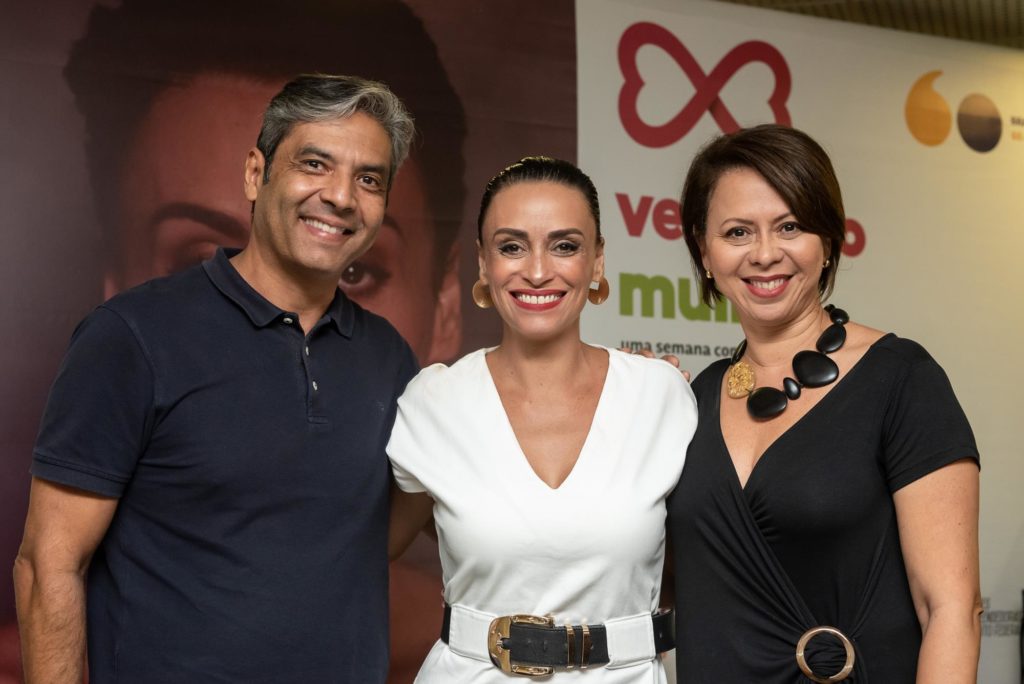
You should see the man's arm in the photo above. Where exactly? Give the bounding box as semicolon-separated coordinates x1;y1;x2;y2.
14;477;118;684
388;482;434;561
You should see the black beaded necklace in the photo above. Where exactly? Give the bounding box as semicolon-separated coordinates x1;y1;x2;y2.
727;304;849;420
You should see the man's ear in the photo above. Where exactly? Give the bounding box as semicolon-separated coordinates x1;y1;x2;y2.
426;243;463;363
243;148;266;202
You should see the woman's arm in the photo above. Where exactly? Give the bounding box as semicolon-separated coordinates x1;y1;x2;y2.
894;458;982;684
388;483;435;561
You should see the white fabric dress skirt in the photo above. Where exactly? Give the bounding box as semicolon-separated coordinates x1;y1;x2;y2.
388;347;697;682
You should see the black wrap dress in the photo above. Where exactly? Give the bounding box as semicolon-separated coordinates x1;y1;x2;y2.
668;334;979;682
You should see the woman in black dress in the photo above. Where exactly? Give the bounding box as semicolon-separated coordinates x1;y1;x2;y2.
669;124;981;682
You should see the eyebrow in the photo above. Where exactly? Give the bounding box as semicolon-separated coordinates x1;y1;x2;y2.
719;212;795;227
297;145;333;161
491;227;586;240
548;228;585;239
149;202;248;237
296;145;389;178
357;163;390;179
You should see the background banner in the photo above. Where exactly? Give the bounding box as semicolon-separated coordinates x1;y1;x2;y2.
1;0;1021;681
577;1;1023;680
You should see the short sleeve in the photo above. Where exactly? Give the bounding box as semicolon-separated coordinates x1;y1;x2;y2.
387;364;446;494
31;306;156;497
882;349;979;492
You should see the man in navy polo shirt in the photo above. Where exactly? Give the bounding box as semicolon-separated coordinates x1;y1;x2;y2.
14;75;417;683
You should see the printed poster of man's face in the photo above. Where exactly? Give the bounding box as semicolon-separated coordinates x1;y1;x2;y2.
0;1;575;681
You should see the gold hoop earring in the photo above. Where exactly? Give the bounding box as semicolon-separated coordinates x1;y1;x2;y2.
705;268;713;280
472;280;493;309
588;277;610;305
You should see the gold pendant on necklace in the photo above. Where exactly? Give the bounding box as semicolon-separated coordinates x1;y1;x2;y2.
726;360;755;399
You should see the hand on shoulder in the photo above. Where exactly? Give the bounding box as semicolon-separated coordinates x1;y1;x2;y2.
616;345;690;382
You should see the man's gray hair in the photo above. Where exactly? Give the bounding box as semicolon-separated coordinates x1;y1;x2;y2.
257;73;415;185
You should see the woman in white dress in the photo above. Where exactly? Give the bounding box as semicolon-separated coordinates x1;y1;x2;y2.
388;157;697;682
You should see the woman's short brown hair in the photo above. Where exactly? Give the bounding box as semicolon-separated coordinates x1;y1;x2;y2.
680;124;845;306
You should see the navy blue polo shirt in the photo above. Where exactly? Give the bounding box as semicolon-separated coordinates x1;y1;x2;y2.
32;248;417;683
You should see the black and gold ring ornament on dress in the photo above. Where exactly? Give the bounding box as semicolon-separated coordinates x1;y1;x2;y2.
795;625;855;682
726;305;849;420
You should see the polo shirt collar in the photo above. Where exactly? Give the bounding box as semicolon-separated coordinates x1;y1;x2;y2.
204;248;355;337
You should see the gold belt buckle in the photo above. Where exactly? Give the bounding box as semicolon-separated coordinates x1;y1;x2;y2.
487;614;555;677
795;625;855;682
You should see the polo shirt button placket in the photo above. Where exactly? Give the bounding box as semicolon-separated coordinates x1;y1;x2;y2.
281;313;317;414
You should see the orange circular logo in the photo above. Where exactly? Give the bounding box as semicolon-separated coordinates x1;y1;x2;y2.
906;72;1004;152
905;71;951;146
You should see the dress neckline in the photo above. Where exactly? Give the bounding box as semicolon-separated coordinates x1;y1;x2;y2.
478;345;613;491
715;333;895;492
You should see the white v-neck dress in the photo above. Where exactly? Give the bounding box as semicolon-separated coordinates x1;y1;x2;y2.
388;347;697;682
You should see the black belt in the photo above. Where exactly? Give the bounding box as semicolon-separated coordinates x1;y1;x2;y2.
441;604;674;675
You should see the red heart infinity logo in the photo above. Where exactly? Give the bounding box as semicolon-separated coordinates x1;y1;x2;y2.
618;22;792;147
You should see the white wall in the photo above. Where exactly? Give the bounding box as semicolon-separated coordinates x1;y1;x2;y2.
578;1;1024;680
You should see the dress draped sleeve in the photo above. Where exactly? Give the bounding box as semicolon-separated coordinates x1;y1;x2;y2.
880;339;979;492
